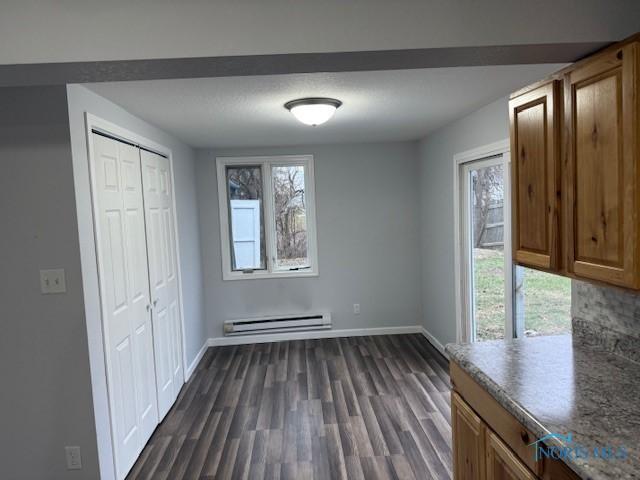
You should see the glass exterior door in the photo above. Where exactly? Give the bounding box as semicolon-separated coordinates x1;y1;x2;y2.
464;157;507;341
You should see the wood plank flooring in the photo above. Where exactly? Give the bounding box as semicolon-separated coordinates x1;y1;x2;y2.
126;334;452;480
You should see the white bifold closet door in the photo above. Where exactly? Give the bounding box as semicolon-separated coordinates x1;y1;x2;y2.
140;149;183;418
92;133;183;479
92;134;159;477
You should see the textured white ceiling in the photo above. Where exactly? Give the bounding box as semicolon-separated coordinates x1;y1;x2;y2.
87;65;563;148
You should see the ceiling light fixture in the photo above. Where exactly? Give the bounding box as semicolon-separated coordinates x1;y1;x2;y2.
284;97;342;126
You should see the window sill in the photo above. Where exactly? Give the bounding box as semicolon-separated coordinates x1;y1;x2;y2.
222;270;319;281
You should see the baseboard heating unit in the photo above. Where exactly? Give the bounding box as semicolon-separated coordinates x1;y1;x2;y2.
223;312;332;336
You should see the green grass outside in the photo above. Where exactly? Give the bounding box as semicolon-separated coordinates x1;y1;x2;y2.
474;248;571;341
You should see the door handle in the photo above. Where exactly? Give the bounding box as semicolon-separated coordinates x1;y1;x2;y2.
146;304;151;312
153;299;158;307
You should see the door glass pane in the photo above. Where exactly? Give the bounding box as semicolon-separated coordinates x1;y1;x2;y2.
272;165;309;270
515;266;571;337
471;162;505;341
226;165;266;270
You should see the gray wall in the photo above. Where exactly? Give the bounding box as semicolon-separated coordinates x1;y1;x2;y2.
66;84;205;479
418;97;509;346
2;1;639;64
0;87;100;479
196;142;422;338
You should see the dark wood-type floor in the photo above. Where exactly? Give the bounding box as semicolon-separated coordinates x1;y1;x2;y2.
126;334;452;480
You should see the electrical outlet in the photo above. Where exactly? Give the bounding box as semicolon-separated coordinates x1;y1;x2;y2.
353;303;361;315
40;269;66;294
65;446;82;470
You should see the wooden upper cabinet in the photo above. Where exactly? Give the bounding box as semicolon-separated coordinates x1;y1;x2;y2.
565;42;640;288
509;81;561;271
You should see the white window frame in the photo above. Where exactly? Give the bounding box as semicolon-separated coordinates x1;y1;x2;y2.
453;139;513;343
216;154;319;280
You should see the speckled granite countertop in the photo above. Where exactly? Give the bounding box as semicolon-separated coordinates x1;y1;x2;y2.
446;335;640;480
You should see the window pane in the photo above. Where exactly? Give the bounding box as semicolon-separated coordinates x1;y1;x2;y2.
470;163;505;341
226;165;266;270
515;266;571;337
272;165;309;270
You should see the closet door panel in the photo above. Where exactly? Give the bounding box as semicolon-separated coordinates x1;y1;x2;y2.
163;205;182;384
141;149;183;419
143;164;174;418
120;143;158;441
92;134;158;478
169;299;181;382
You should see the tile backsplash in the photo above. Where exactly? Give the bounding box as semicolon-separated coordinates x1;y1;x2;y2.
572;280;640;363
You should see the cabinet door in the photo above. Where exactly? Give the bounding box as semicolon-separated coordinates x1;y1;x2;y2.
486;430;537;480
509;81;561;271
565;42;640;288
452;392;486;480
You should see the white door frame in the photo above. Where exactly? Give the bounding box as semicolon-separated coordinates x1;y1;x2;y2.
84;113;187;479
453;139;512;343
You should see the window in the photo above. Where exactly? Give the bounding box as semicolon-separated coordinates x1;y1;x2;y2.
514;266;571;337
456;143;572;343
216;155;318;280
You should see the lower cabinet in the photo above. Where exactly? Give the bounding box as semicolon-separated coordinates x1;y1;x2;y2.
486;429;537;480
451;362;580;480
453;392;535;480
452;392;486;480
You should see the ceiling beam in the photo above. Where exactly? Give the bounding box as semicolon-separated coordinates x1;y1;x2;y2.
0;42;607;87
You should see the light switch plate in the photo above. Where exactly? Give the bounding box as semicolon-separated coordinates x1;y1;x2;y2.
65;446;82;470
40;269;66;294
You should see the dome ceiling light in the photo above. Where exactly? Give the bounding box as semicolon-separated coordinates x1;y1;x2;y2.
284;97;342;126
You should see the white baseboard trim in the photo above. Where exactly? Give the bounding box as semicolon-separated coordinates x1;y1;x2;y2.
420;327;448;358
185;341;209;381
207;325;424;347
